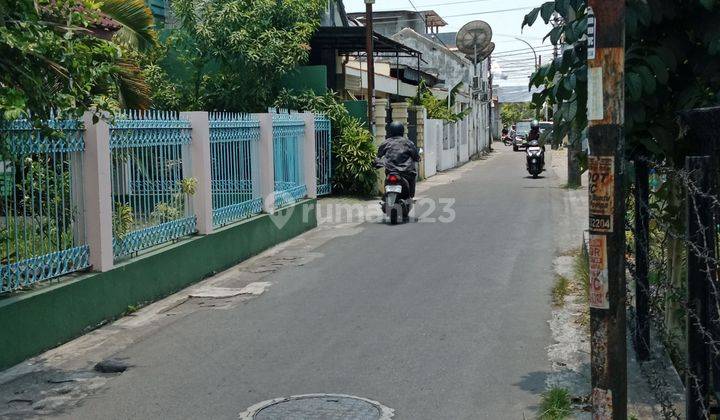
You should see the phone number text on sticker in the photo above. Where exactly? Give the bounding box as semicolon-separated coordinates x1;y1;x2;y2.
589;156;614;233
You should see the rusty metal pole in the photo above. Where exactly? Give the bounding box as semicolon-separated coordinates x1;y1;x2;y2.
634;156;650;361
364;0;375;132
586;1;627;418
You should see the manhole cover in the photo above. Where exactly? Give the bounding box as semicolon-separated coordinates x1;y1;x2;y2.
239;394;394;420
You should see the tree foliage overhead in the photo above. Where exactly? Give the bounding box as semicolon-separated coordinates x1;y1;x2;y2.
162;0;326;112
500;102;536;127
523;0;720;163
523;0;588;149
0;0;123;119
0;0;158;120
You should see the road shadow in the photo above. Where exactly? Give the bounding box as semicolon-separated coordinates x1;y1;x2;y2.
513;370;550;413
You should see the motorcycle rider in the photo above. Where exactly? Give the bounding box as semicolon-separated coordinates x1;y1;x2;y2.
527;120;545;167
376;121;420;198
528;119;541;142
508;124;517;141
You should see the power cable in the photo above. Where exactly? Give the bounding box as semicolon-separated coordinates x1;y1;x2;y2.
351;6;536;24
415;0;494;7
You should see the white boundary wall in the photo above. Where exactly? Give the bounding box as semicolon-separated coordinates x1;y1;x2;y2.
424;119;441;178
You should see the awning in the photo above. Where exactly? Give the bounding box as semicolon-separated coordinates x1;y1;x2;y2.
311;27;422;59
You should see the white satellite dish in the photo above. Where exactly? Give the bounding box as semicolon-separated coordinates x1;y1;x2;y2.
456;20;493;61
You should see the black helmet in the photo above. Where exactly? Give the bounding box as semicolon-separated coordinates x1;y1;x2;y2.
387;121;405;138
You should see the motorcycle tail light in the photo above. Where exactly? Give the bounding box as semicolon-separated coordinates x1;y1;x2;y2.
388;174;399;184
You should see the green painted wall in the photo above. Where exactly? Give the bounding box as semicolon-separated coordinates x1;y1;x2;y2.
343;100;368;129
280;66;328;95
0;201;317;371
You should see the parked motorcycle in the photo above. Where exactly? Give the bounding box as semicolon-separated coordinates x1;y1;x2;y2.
526;142;545;178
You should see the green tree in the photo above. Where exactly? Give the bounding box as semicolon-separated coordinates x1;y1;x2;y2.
523;0;588;187
500;102;536;127
523;0;720;169
157;0;326;111
0;0;155;120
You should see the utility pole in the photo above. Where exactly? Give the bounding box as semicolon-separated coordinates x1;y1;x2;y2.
487;56;493;151
586;1;627;418
364;0;376;132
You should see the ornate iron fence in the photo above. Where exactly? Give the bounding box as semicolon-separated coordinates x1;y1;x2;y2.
315;115;331;196
110;111;196;258
0;117;89;293
209;113;262;227
272;113;306;208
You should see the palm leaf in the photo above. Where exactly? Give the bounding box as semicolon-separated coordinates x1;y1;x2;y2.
100;0;157;50
116;58;151;109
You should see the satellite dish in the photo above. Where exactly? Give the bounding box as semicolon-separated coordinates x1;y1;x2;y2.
456;20;493;61
467;41;495;62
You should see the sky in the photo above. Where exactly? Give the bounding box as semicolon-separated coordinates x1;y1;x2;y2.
342;0;554;86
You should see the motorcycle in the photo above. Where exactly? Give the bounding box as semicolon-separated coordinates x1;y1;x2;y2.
502;134;513;146
381;172;413;224
526;144;545;178
379;148;423;225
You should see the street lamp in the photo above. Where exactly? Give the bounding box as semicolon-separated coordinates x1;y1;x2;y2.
512;36;538;69
365;0;375;131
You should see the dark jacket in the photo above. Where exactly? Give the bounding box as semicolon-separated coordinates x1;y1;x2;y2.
377;136;420;175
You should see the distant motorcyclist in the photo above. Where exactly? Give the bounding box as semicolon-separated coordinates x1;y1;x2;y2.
509;124;517;140
376;122;420;197
528;120;541;142
527;120;546;167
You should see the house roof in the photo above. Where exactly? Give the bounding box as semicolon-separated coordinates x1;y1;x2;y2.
391;28;470;66
347;10;448;27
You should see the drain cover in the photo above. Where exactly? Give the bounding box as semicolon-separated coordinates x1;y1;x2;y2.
239;394;394;420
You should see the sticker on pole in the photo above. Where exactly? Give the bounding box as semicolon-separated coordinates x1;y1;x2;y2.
592;388;613;419
587;7;596;60
589;234;609;309
588;67;604;121
589;156;614;233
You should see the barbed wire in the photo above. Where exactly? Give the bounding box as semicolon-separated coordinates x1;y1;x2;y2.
620;154;720;419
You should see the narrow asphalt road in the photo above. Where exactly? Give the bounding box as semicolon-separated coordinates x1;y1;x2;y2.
60;147;567;419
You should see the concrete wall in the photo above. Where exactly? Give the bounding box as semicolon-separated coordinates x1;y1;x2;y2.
424;119;441;178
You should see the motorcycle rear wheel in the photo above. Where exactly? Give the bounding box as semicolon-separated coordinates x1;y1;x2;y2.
390;208;398;225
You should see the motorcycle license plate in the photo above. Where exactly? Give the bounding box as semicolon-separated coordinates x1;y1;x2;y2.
386;185;402;193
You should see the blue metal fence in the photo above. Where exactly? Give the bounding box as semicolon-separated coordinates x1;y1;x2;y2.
0;117;89;293
315;115;332;196
110;111;196;258
272;113;306;208
209;113;262;227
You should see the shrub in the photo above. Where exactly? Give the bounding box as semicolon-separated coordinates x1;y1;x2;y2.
408;80;470;123
275;90;377;196
538;387;572;420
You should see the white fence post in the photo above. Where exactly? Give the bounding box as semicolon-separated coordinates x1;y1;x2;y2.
180;112;213;235
256;113;275;213
82;112;114;272
302;113;317;199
